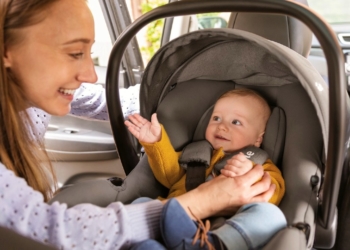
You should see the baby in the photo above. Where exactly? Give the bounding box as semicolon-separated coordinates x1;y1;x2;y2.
125;88;286;250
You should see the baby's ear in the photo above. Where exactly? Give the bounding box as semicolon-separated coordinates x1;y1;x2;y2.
254;132;265;147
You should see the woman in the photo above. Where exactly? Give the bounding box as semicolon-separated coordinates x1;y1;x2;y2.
0;0;275;249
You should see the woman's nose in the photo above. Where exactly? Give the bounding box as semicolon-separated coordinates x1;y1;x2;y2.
77;57;98;83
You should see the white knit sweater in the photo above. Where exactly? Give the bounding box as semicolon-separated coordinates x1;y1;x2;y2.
0;163;162;249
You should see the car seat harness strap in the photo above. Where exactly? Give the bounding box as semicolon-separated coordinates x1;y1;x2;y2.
179;140;269;191
179;140;213;191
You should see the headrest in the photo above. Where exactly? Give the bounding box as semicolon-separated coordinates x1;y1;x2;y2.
228;0;312;57
261;107;286;165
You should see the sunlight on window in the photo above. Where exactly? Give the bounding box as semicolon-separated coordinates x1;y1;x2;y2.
88;2;113;67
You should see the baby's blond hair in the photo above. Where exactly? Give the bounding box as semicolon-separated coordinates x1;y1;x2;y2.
218;88;271;130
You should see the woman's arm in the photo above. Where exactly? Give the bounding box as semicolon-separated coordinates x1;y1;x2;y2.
175;164;274;219
70;83;140;120
0;163;161;249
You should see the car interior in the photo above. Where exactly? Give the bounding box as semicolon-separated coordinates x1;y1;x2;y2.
2;0;350;249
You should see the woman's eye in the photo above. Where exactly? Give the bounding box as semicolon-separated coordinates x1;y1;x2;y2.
232;119;241;125
70;53;84;59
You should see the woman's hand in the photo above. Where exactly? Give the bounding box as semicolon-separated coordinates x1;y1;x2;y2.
220;152;253;177
175;164;275;219
125;113;161;143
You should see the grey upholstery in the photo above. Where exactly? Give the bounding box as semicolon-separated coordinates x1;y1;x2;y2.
0;226;57;250
263;227;307;250
228;0;312;57
50;155;168;207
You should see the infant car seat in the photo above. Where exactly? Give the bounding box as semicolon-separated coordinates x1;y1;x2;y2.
50;1;348;250
111;27;331;249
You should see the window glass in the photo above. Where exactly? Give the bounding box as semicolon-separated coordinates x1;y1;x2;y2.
88;1;113;67
88;2;231;68
308;0;350;24
136;0;168;65
196;13;230;29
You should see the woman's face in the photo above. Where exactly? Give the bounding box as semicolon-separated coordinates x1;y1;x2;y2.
4;0;97;116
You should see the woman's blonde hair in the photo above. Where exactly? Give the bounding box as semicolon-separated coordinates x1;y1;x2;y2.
0;0;60;201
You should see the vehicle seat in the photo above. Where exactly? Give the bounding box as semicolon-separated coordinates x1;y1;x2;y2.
227;0;312;57
0;226;57;250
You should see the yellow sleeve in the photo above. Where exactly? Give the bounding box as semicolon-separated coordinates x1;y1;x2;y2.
140;125;184;188
262;159;285;206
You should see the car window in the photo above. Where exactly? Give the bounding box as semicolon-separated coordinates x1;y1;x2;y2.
88;2;230;68
306;0;350;51
89;0;169;68
135;0;169;65
308;0;350;24
88;1;113;67
197;14;229;29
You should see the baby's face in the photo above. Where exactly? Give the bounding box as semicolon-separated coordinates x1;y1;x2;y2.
205;95;265;152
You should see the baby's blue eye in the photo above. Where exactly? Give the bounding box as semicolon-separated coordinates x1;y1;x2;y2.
213;116;220;121
232;119;241;125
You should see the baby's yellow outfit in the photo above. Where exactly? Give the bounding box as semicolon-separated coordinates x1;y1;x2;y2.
141;126;285;205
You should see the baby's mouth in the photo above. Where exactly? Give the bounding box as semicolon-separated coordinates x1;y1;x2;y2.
58;88;76;95
215;135;229;141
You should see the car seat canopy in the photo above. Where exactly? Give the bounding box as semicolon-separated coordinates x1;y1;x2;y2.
140;29;329;156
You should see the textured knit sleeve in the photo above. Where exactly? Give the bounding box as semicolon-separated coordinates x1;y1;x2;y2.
0;163;162;250
25;108;51;143
262;159;285;206
141;126;184;189
70;83;109;120
70;83;140;120
119;84;140;119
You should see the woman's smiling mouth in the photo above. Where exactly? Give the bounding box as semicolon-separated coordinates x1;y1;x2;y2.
58;88;76;96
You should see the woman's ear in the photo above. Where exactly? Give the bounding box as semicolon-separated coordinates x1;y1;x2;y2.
3;47;12;68
254;132;265;147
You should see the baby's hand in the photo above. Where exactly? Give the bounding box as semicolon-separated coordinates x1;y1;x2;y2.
220;152;253;177
124;113;161;143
